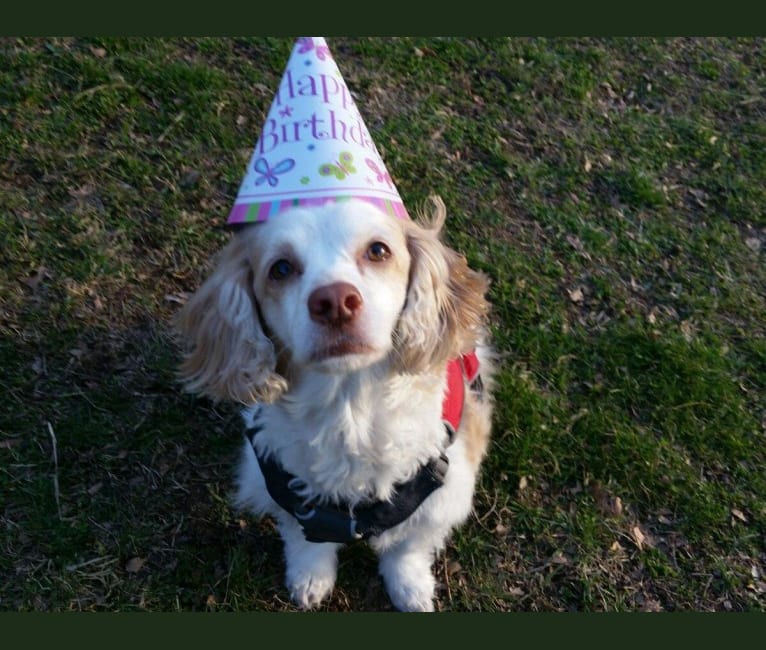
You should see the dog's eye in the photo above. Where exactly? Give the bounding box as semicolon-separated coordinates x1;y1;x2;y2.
366;241;391;262
268;259;294;280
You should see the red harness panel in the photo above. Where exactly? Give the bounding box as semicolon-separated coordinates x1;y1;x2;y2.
441;351;480;432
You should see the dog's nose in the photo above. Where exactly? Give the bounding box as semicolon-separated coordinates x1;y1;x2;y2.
308;282;363;326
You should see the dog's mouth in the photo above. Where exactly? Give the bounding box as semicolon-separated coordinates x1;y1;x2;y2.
311;339;375;362
308;329;380;363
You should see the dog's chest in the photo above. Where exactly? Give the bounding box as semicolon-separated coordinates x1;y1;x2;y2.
250;372;447;503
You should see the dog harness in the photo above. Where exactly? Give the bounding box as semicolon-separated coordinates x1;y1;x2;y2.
247;351;482;544
442;350;481;436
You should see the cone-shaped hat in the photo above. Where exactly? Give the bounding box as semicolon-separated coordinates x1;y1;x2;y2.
227;37;410;225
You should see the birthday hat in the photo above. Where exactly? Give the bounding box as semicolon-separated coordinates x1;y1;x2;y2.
227;37;410;225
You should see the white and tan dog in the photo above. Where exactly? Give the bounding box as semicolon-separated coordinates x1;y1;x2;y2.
177;196;493;611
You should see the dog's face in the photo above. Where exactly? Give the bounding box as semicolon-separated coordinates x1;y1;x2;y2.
176;197;488;405
250;201;411;373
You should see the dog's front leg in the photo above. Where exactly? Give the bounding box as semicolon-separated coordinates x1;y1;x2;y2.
377;539;437;612
276;514;340;609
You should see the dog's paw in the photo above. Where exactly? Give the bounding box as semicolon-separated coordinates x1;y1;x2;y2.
279;518;340;609
386;579;435;612
379;551;436;612
286;568;336;609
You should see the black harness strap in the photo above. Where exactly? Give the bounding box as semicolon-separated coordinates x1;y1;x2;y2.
247;423;453;544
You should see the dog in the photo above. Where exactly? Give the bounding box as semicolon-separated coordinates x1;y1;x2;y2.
176;196;493;611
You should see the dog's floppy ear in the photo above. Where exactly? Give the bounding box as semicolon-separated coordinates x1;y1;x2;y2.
175;232;287;405
395;196;490;373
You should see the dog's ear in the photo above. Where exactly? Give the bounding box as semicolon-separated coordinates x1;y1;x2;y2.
395;196;490;373
175;233;287;405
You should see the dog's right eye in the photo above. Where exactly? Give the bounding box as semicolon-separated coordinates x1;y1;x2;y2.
268;259;294;281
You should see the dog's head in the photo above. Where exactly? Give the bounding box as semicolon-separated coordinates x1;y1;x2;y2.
176;197;488;404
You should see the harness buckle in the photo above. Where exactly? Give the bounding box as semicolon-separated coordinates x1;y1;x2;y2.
296;504;364;544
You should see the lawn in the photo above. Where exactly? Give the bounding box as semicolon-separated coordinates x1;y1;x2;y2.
1;36;764;611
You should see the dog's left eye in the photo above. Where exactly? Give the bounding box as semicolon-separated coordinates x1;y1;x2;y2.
366;241;391;262
268;259;294;280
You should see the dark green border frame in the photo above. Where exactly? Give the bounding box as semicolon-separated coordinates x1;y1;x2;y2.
2;1;765;36
3;9;765;637
4;612;766;644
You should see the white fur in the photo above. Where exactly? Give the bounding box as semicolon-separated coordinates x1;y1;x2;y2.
178;198;493;611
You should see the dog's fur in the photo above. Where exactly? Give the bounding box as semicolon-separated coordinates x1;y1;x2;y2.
176;197;493;611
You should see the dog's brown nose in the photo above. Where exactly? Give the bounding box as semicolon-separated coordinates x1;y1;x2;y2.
308;282;363;326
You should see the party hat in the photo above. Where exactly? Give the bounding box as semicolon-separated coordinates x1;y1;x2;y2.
227;37;410;225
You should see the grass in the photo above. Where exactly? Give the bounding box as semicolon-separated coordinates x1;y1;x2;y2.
1;36;765;612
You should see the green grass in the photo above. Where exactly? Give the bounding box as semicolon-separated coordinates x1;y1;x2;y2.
1;36;765;611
